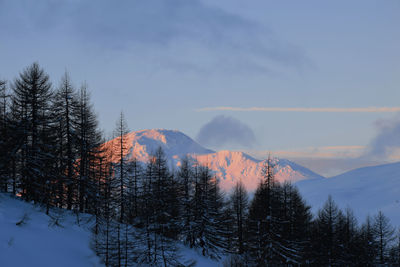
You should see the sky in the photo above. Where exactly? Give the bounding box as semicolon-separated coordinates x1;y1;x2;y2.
0;0;399;176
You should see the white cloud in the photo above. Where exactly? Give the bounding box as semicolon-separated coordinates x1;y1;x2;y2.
197;106;400;113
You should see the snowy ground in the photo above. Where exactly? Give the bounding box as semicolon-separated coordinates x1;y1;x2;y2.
0;194;103;267
0;194;221;267
180;246;225;267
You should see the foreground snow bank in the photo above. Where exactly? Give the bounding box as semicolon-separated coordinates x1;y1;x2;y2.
0;194;103;267
0;194;223;267
180;245;224;267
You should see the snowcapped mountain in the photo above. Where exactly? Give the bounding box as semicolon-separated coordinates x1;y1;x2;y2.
193;151;323;191
296;162;400;226
102;129;324;192
102;129;214;164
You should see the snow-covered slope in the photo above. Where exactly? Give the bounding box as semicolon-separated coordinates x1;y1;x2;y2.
103;129;324;192
0;194;222;267
0;194;103;267
296;162;400;226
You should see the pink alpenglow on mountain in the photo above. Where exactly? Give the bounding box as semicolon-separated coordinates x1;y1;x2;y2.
193;151;322;191
102;129;324;192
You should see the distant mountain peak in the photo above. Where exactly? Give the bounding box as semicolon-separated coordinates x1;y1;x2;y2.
102;129;324;191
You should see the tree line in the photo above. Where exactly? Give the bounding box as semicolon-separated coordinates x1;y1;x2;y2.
0;63;102;214
0;63;399;266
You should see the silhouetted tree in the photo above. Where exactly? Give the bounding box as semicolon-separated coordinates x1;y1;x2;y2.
52;72;79;208
358;215;378;266
229;180;248;255
388;228;400;266
311;195;341;265
11;62;53;203
75;84;102;212
176;156;196;246
373;211;395;264
248;157;289;266
0;79;11;191
335;207;359;265
114;111;129;223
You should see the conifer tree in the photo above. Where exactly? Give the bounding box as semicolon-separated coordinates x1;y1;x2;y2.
373;211;395;264
279;182;312;264
94;141;118;267
52;72;79;208
7;84;26;195
192;165;227;259
125;156;142;223
229;180;249;255
176;156;196;246
204;174;229;256
335;207;359;264
75;84;102;212
0;79;10;191
114;111;129;223
311;195;341;265
11;62;53;203
247;156;288;265
388;228;400;266
358;215;378;266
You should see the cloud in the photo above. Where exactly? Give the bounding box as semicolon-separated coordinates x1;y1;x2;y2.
363;116;400;160
0;0;309;72
197;106;400;113
196;115;256;149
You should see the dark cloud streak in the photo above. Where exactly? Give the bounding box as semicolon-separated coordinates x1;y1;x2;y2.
363;116;400;160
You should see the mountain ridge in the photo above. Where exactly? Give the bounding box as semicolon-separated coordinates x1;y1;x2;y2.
102;129;325;191
296;161;400;226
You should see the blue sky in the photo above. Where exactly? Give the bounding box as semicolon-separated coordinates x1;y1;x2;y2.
1;0;399;175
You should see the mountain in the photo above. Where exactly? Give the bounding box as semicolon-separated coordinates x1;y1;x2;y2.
102;129;214;164
102;129;324;191
193;150;323;191
296;162;400;226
